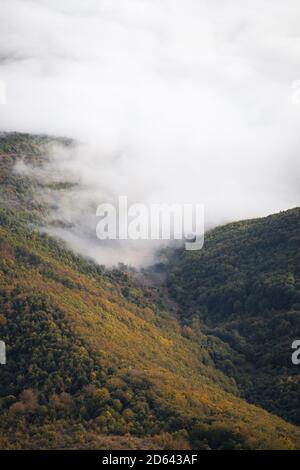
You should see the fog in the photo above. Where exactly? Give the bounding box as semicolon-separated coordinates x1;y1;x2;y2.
1;0;300;265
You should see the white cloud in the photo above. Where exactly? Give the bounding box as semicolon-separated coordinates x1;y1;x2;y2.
1;0;300;265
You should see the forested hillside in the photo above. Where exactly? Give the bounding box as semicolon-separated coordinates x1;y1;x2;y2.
164;208;300;425
0;133;299;450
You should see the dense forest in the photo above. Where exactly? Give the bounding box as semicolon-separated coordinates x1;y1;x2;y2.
0;133;299;449
163;208;300;425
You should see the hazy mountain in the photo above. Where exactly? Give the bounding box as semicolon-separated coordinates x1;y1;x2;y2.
0;133;299;449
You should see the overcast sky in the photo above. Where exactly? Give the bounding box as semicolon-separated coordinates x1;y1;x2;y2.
1;0;300;264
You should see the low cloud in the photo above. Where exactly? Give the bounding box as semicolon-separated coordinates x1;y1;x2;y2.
1;0;300;265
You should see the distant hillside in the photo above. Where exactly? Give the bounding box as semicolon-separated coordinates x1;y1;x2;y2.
164;208;300;425
0;132;299;450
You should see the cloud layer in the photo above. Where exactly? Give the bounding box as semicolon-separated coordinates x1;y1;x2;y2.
1;0;300;265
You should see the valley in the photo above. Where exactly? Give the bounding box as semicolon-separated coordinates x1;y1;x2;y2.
0;133;299;450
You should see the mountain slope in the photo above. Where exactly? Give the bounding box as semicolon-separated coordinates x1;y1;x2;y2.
0;132;300;450
164;208;300;425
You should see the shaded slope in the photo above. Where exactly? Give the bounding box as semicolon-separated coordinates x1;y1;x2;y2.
164;208;300;425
